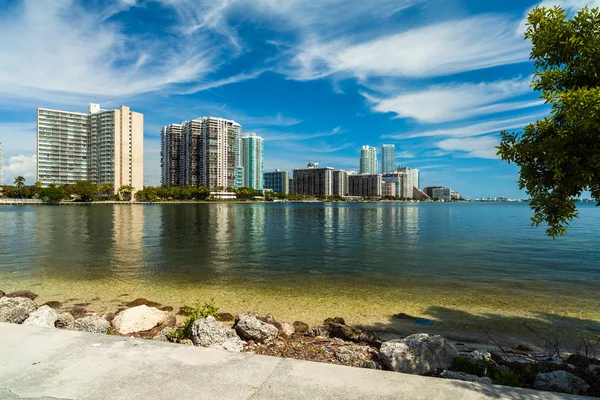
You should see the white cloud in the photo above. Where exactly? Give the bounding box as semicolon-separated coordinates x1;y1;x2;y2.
286;15;530;81
364;77;543;123
396;151;415;158
2;155;37;183
435;136;500;159
384;112;548;140
259;127;343;141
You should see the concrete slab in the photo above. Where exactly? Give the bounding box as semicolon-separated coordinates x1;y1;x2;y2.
0;323;592;400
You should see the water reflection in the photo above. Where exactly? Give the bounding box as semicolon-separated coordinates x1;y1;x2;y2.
110;206;145;278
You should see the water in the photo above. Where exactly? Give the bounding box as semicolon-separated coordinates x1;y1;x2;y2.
1;202;599;341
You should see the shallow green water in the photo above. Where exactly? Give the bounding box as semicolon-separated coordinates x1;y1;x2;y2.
1;203;599;342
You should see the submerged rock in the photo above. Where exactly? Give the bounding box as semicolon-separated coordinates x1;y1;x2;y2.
379;333;458;375
55;312;75;329
533;370;590;394
112;305;168;334
5;290;38;300
440;371;493;384
217;312;234;322
0;290;4;298
23;305;57;328
72;315;110;334
0;297;37;324
70;307;89;319
41;301;62;309
191;316;244;352
293;321;309;334
234;315;278;344
125;298;162;308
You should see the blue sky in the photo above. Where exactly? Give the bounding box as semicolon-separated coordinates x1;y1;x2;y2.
0;0;595;198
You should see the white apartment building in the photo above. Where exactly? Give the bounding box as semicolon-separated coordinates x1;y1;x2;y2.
37;103;144;192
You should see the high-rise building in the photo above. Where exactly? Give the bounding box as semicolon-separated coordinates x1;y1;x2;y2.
424;186;452;201
37;103;144;192
242;133;264;190
382;144;395;174
264;169;289;194
382;182;396;197
232;123;243;189
161;124;183;186
348;174;382;197
359;145;378;174
382;167;420;198
163;117;240;190
333;170;348;196
292;163;333;196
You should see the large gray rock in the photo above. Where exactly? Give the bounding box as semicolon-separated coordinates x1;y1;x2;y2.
0;297;37;324
23;305;57;328
235;315;278;344
335;345;372;364
463;350;493;365
191;316;245;352
112;305;168;334
72;315;110;334
379;333;458;375
153;327;177;342
440;370;493;384
55;312;75;329
533;370;590;394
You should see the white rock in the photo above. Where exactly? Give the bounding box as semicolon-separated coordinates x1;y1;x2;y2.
334;345;371;363
379;333;458;375
533;370;590;394
280;322;295;337
440;370;493;384
235;315;279;344
191;316;244;352
23;305;57;328
112;305;168;334
72;315;110;334
0;297;37;324
55;312;75;329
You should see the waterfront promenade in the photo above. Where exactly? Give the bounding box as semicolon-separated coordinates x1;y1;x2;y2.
0;323;590;400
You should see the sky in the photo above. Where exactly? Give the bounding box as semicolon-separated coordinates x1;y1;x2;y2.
0;0;597;198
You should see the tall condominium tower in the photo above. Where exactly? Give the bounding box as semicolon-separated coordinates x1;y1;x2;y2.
359;145;378;174
161;124;183;186
242;133;264;190
264;169;289;194
37;103;144;192
161;117;241;190
382;166;420;198
292;162;334;196
381;144;395;174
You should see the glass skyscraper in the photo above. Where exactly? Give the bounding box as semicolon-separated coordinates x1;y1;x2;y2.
382;144;395;174
359;145;378;174
242;133;264;190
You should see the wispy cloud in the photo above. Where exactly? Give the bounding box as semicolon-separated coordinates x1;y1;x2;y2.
396;151;415;158
435;136;500;159
363;77;543;123
259;127;343;141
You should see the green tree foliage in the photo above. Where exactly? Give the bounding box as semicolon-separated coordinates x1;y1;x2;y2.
498;6;600;237
118;185;134;201
39;187;65;203
71;181;98;202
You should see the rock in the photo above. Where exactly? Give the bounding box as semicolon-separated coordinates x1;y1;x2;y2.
566;354;596;369
55;312;75;328
5;290;38;300
180;339;194;346
293;321;309;334
325;317;346;325
162;314;177;327
379;333;458;375
516;343;535;352
533;370;590;394
177;306;195;316
440;371;493;384
72;315;110;334
112;305;168;334
464;350;493;365
23;305;57;328
361;360;383;370
322;317;377;342
335;345;372;364
307;326;330;338
280;322;295;337
262;313;276;324
234;312;260;324
234;315;278;344
102;312;116;322
0;290;4;298
218;312;234;322
160;306;174;312
41;301;62;309
0;296;37;323
153;327;177;342
125;298;162;308
191;316;244;352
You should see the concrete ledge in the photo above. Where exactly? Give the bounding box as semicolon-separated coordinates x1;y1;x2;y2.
0;323;590;399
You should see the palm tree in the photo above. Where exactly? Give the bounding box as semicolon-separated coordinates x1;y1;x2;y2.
14;176;25;198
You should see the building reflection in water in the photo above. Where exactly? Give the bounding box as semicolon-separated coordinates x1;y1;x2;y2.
109;205;145;278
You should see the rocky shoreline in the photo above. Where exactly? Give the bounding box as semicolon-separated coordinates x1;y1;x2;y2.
1;289;598;397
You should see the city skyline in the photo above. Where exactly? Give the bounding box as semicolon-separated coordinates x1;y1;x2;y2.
1;1;590;198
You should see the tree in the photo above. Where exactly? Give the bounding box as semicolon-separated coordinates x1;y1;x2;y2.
72;181;98;202
40;187;65;203
498;6;600;237
118;185;134;201
13;176;25;198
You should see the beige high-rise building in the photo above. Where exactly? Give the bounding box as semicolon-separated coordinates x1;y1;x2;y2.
37;103;144;192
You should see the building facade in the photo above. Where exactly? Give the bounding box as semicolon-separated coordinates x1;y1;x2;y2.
332;170;348;196
382;181;396;197
381;144;395;174
359;146;378;174
292;163;334;196
241;133;264;190
161;124;183;186
264;169;289;194
37;103;144;192
382;167;420;198
348;174;382;197
424;186;452;201
162;117;241;190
